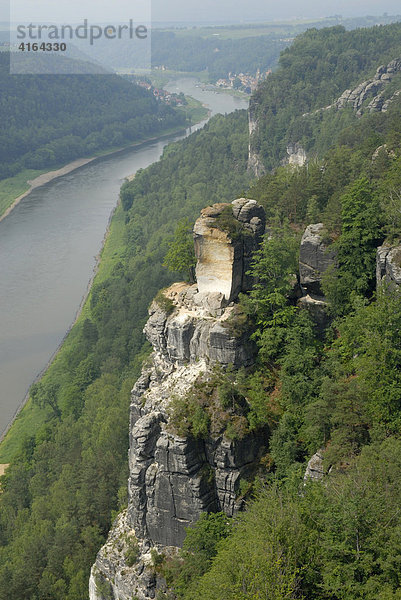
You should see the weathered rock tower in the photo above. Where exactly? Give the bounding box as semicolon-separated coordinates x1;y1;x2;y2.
89;199;266;600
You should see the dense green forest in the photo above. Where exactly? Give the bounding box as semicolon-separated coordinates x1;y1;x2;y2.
251;22;401;169
0;53;186;180
0;111;251;600
151;26;401;600
3;19;401;600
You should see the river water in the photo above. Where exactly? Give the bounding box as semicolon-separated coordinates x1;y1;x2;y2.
0;79;248;437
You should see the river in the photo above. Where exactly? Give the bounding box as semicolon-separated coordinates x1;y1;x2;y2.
0;78;248;438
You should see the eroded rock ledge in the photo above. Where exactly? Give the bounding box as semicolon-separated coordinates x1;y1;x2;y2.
89;200;267;600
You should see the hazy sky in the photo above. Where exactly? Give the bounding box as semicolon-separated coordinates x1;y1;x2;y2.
5;0;401;24
151;0;401;22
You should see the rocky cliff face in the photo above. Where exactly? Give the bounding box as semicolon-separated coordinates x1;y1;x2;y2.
284;142;307;167
377;244;401;288
302;58;401;120
248;101;266;177
334;58;401;116
298;223;335;329
304;450;325;483
89;200;267;600
299;223;336;296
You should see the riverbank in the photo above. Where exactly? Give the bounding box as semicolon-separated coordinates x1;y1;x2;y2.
0;159;97;224
0;99;208;223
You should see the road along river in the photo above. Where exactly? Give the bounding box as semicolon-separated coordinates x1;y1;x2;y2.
0;78;248;437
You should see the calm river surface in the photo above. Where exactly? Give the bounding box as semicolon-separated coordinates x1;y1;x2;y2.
0;79;248;437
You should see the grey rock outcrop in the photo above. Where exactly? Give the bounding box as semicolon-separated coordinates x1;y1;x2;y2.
285;142;307;167
371;143;396;162
90;201;267;600
376;244;401;288
298;294;330;329
305;58;401;120
298;223;336;330
299;223;336;296
335;59;401;116
248;103;266;177
304;450;325;482
89;511;160;600
144;284;255;369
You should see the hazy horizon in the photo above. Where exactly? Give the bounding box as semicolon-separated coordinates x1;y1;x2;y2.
152;0;401;23
3;0;401;26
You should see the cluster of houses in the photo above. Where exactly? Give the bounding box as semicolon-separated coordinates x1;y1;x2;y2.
216;68;272;93
135;80;185;106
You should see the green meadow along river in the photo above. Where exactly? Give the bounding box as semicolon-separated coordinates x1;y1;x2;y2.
0;79;248;438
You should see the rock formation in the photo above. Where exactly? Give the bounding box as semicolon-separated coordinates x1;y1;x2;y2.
302;58;401;121
89;200;267;600
247;101;266;177
299;223;336;296
298;223;336;328
376;244;401;288
194;199;265;302
334;58;401;116
304;450;325;483
284;142;307;167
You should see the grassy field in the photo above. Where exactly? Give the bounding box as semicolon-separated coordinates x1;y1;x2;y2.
0;168;50;217
0;400;50;462
178;96;209;123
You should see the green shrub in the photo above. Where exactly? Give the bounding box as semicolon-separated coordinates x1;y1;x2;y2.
210;205;244;240
154;290;175;315
125;536;140;567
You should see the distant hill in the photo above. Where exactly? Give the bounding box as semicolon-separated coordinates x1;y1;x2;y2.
149;15;401;81
0;52;186;179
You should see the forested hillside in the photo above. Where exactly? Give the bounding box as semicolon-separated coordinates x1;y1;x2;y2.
150;15;401;82
151;32;286;80
251;22;401;169
3;19;401;600
152;25;401;600
0;53;185;180
0;112;250;600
